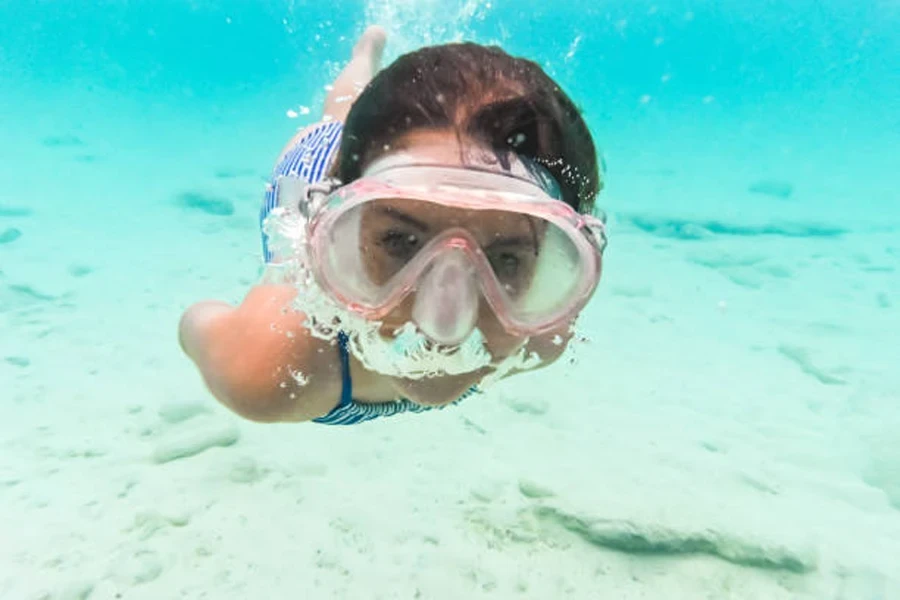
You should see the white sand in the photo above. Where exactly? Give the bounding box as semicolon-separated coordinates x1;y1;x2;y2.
1;85;899;600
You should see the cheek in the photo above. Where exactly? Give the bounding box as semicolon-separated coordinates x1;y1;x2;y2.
360;239;389;285
477;304;526;358
379;296;415;335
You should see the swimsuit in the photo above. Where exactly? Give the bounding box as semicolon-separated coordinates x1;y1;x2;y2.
260;120;343;264
317;332;452;425
260;120;473;425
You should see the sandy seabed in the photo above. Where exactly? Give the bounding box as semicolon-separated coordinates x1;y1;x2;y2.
1;92;899;600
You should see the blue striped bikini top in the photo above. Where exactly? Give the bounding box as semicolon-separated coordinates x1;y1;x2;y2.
311;332;453;426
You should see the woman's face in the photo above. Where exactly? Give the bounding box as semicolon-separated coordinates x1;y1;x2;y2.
357;130;544;402
360;198;542;299
359;198;541;346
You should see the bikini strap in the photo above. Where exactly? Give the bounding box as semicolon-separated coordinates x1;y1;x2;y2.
336;331;353;408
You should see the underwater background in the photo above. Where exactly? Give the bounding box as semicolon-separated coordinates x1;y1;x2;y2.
1;0;899;598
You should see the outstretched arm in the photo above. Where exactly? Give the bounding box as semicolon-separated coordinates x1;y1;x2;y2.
179;285;342;422
179;26;389;421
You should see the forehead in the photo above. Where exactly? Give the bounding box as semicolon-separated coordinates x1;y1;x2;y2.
369;128;560;199
390;129;508;169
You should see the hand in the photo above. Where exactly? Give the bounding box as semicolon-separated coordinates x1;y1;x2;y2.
178;300;233;363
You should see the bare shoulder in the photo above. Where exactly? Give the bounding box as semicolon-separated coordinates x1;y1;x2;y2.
201;284;344;422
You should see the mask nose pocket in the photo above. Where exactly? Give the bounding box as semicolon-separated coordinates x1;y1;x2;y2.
412;251;479;346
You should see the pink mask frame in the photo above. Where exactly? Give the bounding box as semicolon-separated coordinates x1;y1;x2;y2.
279;161;608;337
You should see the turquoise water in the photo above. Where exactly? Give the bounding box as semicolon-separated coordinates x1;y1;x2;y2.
2;1;899;598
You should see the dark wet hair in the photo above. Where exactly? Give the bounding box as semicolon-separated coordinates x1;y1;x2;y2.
332;42;602;214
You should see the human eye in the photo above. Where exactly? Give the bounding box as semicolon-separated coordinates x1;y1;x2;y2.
488;251;522;280
378;229;421;260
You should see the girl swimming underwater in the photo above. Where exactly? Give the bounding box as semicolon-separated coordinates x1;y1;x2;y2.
179;26;607;425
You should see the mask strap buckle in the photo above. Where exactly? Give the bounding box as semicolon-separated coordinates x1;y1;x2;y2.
582;214;609;254
293;176;342;219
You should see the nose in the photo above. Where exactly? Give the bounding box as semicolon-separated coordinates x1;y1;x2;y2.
412;251;479;345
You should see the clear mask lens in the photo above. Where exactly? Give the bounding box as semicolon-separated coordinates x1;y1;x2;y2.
316;197;591;329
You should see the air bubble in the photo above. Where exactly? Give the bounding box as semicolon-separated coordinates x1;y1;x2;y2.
565;34;582;62
291;369;310;386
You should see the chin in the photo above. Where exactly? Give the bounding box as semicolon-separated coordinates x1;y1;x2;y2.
394;369;487;407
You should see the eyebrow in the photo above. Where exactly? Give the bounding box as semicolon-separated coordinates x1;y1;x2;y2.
375;205;541;255
486;235;539;255
375;206;430;232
